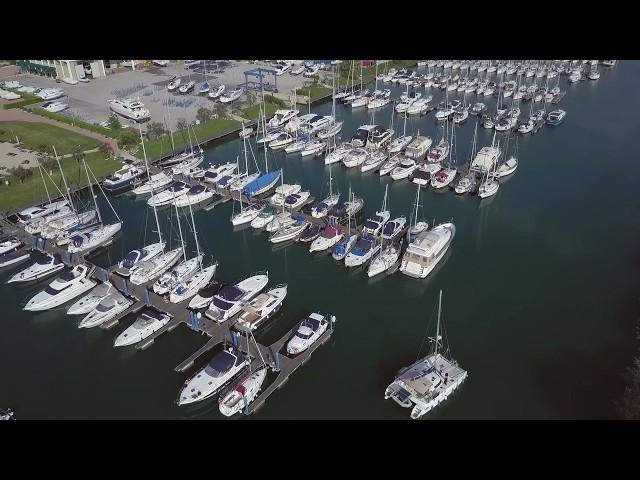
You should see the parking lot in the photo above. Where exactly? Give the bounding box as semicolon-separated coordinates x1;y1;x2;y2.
13;61;326;130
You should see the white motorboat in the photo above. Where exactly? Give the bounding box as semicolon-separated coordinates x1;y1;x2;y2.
407;98;430;115
235;285;288;332
342;147;368;168
317;121;343;140
379;155;402;176
169;262;218;304
360;150;388;173
67;282;116;315
209;84;226;99
478;176;499;198
113;309;171;347
454;172;476;195
152;60;169;67
286;312;333;355
132;172;173;195
147;181;190;207
24;265;96;312
7;252;64;283
16;200;69;224
324;143;352;165
269;133;295;150
367;243;402;278
78;292;132;328
188;282;222;310
300;140;325;157
37;88;65;101
0;248;31;269
178;81;196;94
350;94;371;108
284;140;307;154
167;77;181;91
117;241;165;276
171;152;204;176
152;254;203;295
68;222;122;254
43;101;68;113
494;157;518;178
270;184;302;207
178;347;250;405
256;129;285;148
431;168;457;189
251;206;277;229
219;88;243;103
269;217;309;243
0;238;22;255
411;163;441;187
405;136;433;161
265;212;296;233
218;367;268;417
173;185;216;208
400;223;455;279
283;191;311;210
102;163;147;192
203;162;238;184
206;272;269;323
268;109;299;128
129;247;183;285
390;158;417;180
381;216;407;240
231;202;265;226
309;224;345;253
385;290;467;419
345;235;381;267
388;135;413;154
108;98;151;122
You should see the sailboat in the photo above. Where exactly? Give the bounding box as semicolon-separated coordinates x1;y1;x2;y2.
362;185;391;236
68;159;122;254
332;187;359;261
430;118;457;189
317;65;343;140
311;163;340;218
388;99;413;154
229;122;261;192
455;120;479;195
478;139;500;199
385;290;468;419
494;130;518;178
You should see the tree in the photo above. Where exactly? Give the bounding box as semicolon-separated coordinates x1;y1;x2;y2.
8;166;33;184
37;153;57;171
196;107;213;124
117;129;139;149
146;122;165;139
71;145;83;164
176;118;188;131
99;142;115;158
108;114;122;131
213;103;227;119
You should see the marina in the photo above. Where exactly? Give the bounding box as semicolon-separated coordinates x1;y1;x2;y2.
1;59;638;420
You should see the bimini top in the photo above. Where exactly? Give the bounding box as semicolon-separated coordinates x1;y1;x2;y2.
187;185;206;195
244;170;280;198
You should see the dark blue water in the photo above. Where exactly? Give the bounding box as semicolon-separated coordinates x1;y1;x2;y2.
2;61;639;419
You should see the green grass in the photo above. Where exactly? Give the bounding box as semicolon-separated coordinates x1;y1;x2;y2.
2;90;43;110
240;94;287;120
0;152;119;212
295;83;332;101
338;60;418;89
30;107;118;139
0;121;100;155
133;117;241;160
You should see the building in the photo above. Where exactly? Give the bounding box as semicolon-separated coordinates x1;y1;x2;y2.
16;60;143;80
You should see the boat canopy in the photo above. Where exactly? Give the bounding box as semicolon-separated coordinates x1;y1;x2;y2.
244;170;280;198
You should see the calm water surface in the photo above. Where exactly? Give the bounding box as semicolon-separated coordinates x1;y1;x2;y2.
2;61;639;419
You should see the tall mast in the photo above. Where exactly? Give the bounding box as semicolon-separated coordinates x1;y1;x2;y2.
139;126;164;249
241;120;249;175
435;290;442;357
187;199;202;272
173;201;187;261
329;162;333;197
36;157;52;206
82;157;102;224
381;184;388;212
52;145;75;214
347;185;352;236
260;82;269;172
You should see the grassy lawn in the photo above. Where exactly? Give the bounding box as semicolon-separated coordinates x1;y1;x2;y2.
0;121;100;155
132;117;240;160
2;89;43;110
295;83;332;102
0;151;119;212
338;60;418;89
240;94;287;120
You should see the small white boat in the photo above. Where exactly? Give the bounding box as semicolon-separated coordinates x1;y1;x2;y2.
283;191;311;210
132;172;173;195
129;248;183;285
342;148;368;168
345;235;381;267
256;129;285;148
62;77;78;85
388;135;413;154
219;88;243;103
178;80;196;94
173;185;216;208
169;263;218;304
206;273;269;323
405;136;433;161
67;282;116;315
269;184;302;207
24;265;96;312
390;158;417;180
265;212;296;233
381;216;407;240
178;347;250;405
367;244;402;278
431;168;457;189
317;121;344;140
7;252;64;283
171;153;204;176
269;218;309;243
235;285;288;332
118;242;165;276
218;367;268;417
152;254;203;295
268;109;299;128
231;202;265;226
167;77;182;91
78;292;132;329
309;223;344;253
113;309;171;347
284;140;307;154
188;282;221;310
360;150;388;173
379;155;402;176
43;101;68;113
147;181;190;207
286;312;333;355
311;193;340;218
300;140;325;157
324;143;352;165
268;133;295;150
251;207;277;229
0;238;22;255
494;157;518;178
239;126;254;138
209;84;226;99
412;163;441;187
68;223;122;254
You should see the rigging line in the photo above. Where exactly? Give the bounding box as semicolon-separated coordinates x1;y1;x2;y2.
86;162;122;223
415;299;439;362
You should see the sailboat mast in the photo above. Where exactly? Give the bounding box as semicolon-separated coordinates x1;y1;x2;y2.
82;157;102;224
139;126;164;248
174;201;187;261
435;290;442;357
36;158;52;206
187;200;202;272
52;145;75;214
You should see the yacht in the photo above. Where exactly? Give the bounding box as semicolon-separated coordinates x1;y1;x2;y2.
269;218;309;243
324;143;353;165
286;312;333;355
173;185;216;208
129;247;183;285
167;77;181;91
102;163;147;192
379;155;402;176
16;200;69;224
171;151;204;176
178;80;196;94
367;243;402;278
367;126;394;150
381;216;407;240
0;238;23;256
117;242;165;277
67;282;116;315
400;223;455;279
471;143;501;173
546;109;566;126
219;88;243;103
7;252;64;283
256;129;285;148
270;184;302;207
78;292;132;328
495;157;518;177
388;135;413;154
108;98;151;122
269;133;295;150
68;222;122;254
113;309;171;347
152;254;203;295
208;84;226;99
268;109;299;128
147;181;190;207
235;285;288;332
188;281;222;310
158;147;203;168
360;150;388;173
317;121;343;140
0;249;31;269
362;210;391;236
231;202;265;226
299;224;322;243
251;206;277;229
37;88;65;101
24;265;96;312
407;98;430;115
342;148;368;168
300;140;326;157
265;212;296;233
431;168;457;189
132;172;173;195
218;367;268;417
390;158;417;180
283;191;311;210
385;291;467;419
478;174;499;198
454;172;476;195
177;347;249;405
169;262;218;304
426;139;450;163
205;272;269;323
310;224;344;253
344;235;381;267
405;136;433;161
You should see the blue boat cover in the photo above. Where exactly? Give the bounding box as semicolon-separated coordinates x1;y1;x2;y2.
244;170;280;198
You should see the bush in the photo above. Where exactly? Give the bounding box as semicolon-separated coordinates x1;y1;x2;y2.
108;114;122;131
117;129;139;148
196;107;213;124
146;121;166;139
8;166;33;183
